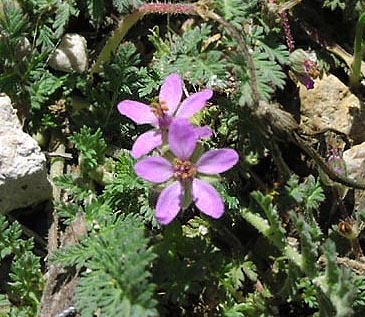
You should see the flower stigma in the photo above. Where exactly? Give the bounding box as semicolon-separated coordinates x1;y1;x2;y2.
303;59;320;79
151;100;173;128
173;158;197;181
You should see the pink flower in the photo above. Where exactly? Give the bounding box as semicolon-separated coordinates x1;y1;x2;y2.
117;73;213;158
134;119;239;225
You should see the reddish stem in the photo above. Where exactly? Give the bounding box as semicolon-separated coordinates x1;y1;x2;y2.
138;3;198;15
280;11;295;52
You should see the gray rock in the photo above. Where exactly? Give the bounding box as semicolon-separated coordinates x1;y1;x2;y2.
49;33;88;73
0;94;52;214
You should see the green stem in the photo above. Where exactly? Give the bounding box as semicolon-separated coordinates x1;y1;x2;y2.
317;289;335;317
240;208;303;269
283;244;303;270
90;11;143;74
350;12;365;90
90;3;198;75
89;2;262;107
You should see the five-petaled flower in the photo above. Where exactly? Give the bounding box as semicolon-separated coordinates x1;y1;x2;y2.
134;118;239;225
117;73;213;158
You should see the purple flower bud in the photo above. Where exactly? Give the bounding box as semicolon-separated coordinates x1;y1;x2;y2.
327;148;347;176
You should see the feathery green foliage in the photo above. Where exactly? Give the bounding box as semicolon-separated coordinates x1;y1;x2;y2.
101;154;156;225
149;24;228;89
214;0;259;26
53;0;79;38
70;127;107;176
53;214;157;317
0;215;43;316
112;0;143;14
250;191;287;248
315;240;356;317
2;0;365;316
323;0;346;11
291;212;321;279
86;0;107;28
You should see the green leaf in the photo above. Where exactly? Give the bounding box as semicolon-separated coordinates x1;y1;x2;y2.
315;240;356;317
150;24;229;90
87;0;107;28
0;215;42;315
112;0;142;14
290;212;320;279
0;0;29;39
70;126;107;175
323;0;346;11
55;214;158;317
251;191;286;248
29;70;66;112
36;24;56;50
53;1;79;38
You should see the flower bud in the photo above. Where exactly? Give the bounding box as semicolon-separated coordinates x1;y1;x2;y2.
338;219;359;240
289;49;320;90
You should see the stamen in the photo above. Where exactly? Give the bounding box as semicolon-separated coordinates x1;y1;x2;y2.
173;158;197;181
303;59;320;79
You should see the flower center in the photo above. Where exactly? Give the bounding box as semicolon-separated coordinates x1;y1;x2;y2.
151;100;169;118
173;158;197;181
303;59;320;79
151;100;173;128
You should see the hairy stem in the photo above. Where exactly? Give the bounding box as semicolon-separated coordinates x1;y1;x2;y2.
240;208;303;269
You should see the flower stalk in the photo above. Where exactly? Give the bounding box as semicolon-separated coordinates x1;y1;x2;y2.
350;12;365;90
91;3;199;75
90;11;143;74
240;207;303;269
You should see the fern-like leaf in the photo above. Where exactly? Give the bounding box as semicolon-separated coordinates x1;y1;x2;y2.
112;0;143;14
87;0;107;28
53;1;79;38
290;212;321;279
54;214;158;317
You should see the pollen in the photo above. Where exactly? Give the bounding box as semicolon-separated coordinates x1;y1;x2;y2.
173;158;197;180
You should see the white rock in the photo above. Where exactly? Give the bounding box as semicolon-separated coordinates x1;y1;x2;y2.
343;142;365;179
0;94;52;214
49;33;88;73
343;142;365;211
0;95;21;129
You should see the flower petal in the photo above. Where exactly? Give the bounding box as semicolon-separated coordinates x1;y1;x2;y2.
134;157;173;183
156;182;184;225
168;118;197;160
196;149;239;174
117;100;157;125
176;89;213;118
299;74;315;90
192;179;224;218
159;73;183;115
194;126;212;140
131;130;163;159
